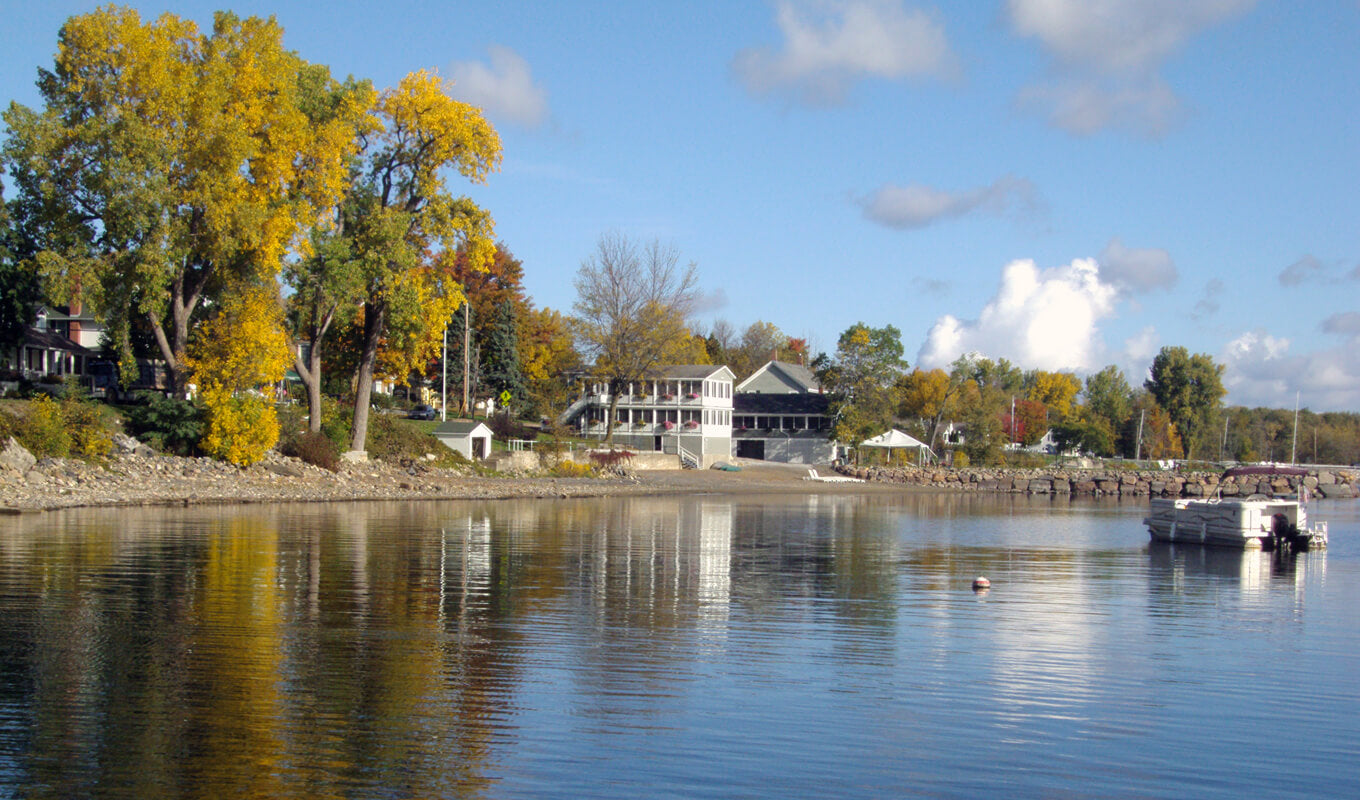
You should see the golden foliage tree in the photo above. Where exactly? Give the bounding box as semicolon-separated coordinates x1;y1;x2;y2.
184;283;292;465
4;8;370;393
333;70;501;453
1025;370;1082;419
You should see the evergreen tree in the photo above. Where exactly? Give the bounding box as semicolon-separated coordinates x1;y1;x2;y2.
481;300;526;410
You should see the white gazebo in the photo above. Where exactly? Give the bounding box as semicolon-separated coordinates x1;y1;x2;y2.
860;429;935;465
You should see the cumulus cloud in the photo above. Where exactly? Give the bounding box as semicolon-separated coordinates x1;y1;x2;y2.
449;45;548;128
733;0;955;105
859;175;1037;230
1221;328;1360;410
1193;278;1225;319
917;257;1117;371
1007;0;1255;136
1098;237;1177;293
1278;254;1325;286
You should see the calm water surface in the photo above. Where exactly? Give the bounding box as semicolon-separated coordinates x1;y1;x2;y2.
0;492;1356;798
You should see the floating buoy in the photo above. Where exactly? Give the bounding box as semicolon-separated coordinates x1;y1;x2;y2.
972;576;991;590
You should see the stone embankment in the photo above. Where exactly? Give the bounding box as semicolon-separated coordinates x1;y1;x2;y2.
841;464;1359;499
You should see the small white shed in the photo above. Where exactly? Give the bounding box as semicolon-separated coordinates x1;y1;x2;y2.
434;419;493;460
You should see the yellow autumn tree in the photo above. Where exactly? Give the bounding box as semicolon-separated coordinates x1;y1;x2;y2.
1025;370;1082;419
4;8;371;393
319;70;501;453
183;283;292;465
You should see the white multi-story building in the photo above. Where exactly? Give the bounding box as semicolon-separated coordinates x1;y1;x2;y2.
564;365;735;467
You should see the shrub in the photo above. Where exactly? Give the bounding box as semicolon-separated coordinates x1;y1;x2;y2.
64;398;113;460
589;449;635;471
320;400;353;452
545;459;594;478
488;412;535;441
11;393;114;461
199;391;279;466
951;450;970;469
16;395;71;457
279;430;340;471
124;392;204;455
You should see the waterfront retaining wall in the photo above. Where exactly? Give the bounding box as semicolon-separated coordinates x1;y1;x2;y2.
839;465;1359;499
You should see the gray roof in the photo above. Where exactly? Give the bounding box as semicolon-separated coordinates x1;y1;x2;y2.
651;364;735;380
736;360;820;393
434;419;492;437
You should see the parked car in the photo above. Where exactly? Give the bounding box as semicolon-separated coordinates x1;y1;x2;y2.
407;404;437;420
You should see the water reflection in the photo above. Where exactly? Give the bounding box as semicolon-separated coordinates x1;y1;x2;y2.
0;495;1353;798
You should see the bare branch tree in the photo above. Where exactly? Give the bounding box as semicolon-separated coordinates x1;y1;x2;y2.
572;232;701;444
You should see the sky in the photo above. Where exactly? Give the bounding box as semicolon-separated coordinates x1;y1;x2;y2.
2;1;1357;411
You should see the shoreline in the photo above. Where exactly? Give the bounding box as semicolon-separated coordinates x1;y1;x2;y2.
0;450;913;514
5;446;1354;515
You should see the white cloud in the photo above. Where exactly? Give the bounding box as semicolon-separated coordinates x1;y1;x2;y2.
1123;325;1159;364
733;0;955;105
1007;0;1255;135
449;45;548;128
1098;236;1177;293
917;257;1117;371
1222;328;1360;410
1278;254;1325;286
860;175;1037;229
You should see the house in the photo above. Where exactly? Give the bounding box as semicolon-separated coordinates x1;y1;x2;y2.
3;305;104;383
561;365;735;468
434;419;493;460
731;360;837;464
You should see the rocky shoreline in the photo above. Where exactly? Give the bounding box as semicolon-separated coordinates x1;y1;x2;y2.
0;435;888;513
840;463;1360;499
4;431;1357;514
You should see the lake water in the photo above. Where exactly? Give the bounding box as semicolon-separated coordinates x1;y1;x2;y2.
0;492;1356;799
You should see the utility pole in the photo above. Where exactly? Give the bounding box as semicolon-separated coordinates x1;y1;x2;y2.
462;304;471;415
1135;408;1145;461
1291;390;1299;464
1220;415;1228;462
441;324;448;422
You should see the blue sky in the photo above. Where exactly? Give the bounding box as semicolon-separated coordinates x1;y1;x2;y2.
3;1;1357;410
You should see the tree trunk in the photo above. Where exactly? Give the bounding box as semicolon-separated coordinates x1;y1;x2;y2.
349;299;386;453
604;379;622;446
295;348;324;434
294;307;336;434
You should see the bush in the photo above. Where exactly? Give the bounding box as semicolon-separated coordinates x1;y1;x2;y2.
16;395;71;457
320;400;353;452
10;393;114;461
279;430;340;471
588;449;635;473
124;392;204;455
199;392;279;466
951;451;970;469
488;412;535;441
545;459;594;478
